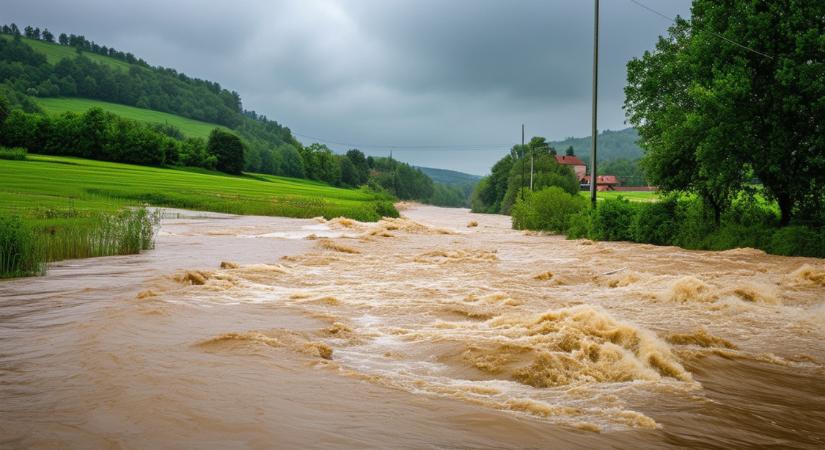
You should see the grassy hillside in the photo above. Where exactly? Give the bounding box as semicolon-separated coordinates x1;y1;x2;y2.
551;128;643;163
36;97;228;139
0;34;130;70
0;155;394;222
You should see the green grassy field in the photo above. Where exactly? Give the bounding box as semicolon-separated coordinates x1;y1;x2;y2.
0;154;392;222
36;97;227;139
0;154;394;276
579;190;659;202
0;34;132;71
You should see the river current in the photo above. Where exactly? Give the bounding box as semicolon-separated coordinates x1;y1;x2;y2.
1;205;823;449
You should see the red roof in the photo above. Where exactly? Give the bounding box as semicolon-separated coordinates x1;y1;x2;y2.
555;155;586;166
582;175;619;185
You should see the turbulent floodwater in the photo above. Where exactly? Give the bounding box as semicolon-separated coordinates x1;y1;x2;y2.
1;205;824;449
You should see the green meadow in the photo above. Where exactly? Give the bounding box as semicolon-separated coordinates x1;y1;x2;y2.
579;190;658;202
0;154;393;220
0;154;395;277
36;97;228;139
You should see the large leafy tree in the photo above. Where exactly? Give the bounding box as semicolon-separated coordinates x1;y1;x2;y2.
625;1;825;225
207;129;245;175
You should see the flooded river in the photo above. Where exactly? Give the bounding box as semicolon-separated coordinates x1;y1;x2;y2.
1;205;823;449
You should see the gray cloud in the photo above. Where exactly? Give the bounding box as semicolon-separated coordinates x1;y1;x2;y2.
3;0;691;174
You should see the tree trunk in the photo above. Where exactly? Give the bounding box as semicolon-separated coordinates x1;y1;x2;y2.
778;194;793;226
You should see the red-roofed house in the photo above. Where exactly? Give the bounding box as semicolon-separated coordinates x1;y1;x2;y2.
582;175;619;191
555;155;587;181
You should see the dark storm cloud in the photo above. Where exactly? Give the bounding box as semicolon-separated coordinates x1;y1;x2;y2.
2;0;691;174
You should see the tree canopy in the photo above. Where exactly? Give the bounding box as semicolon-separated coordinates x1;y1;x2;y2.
625;1;825;225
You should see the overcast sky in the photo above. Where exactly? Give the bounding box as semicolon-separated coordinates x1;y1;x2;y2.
4;0;691;174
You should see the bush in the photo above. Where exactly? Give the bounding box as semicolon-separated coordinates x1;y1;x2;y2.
566;208;594;239
591;198;640;241
372;200;400;219
671;198;716;249
0;146;27;160
511;186;586;233
767;226;825;258
632;197;677;245
703;223;775;251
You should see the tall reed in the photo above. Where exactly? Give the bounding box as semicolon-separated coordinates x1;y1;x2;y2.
0;207;160;278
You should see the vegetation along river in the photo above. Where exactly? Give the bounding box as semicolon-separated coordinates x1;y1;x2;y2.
1;205;823;449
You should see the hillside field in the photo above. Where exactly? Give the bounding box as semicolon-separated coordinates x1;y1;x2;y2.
35;97;227;139
0;154;394;223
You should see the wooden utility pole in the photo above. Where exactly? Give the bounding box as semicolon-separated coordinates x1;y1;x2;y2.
529;142;534;191
589;0;599;207
520;124;525;200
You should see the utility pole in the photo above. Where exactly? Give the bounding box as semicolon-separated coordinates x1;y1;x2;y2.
589;0;599;207
520;124;525;200
529;141;534;191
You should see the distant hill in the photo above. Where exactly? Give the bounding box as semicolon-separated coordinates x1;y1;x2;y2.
550;128;643;163
416;166;481;186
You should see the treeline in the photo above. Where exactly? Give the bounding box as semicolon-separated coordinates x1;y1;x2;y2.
0;99;243;172
471;136;579;214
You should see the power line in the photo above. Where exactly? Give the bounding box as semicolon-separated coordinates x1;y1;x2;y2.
626;0;773;60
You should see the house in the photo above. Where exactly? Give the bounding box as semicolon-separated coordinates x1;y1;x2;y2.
581;175;619;191
555;155;587;181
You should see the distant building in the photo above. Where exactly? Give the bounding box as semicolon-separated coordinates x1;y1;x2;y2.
581;175;619;191
555;155;587;181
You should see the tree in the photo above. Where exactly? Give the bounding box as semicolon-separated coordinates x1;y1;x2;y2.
345;149;369;185
625;1;825;226
0;94;9;125
58;33;68;45
42;29;54;43
206;129;245;174
565;146;575;156
23;26;35;39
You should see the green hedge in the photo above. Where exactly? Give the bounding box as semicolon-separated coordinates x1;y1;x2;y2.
511;188;824;258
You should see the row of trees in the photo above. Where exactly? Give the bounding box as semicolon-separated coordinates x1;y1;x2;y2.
624;0;824;226
471;136;579;214
0;100;243;172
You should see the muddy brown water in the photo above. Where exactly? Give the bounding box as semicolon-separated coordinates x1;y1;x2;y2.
1;206;823;449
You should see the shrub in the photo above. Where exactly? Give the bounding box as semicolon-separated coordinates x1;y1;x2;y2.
703;223;775;251
372;200;400;219
632;197;678;245
511;186;586;233
591;197;640;241
671;197;716;249
566;207;594;240
0;146;27;160
767;226;825;258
